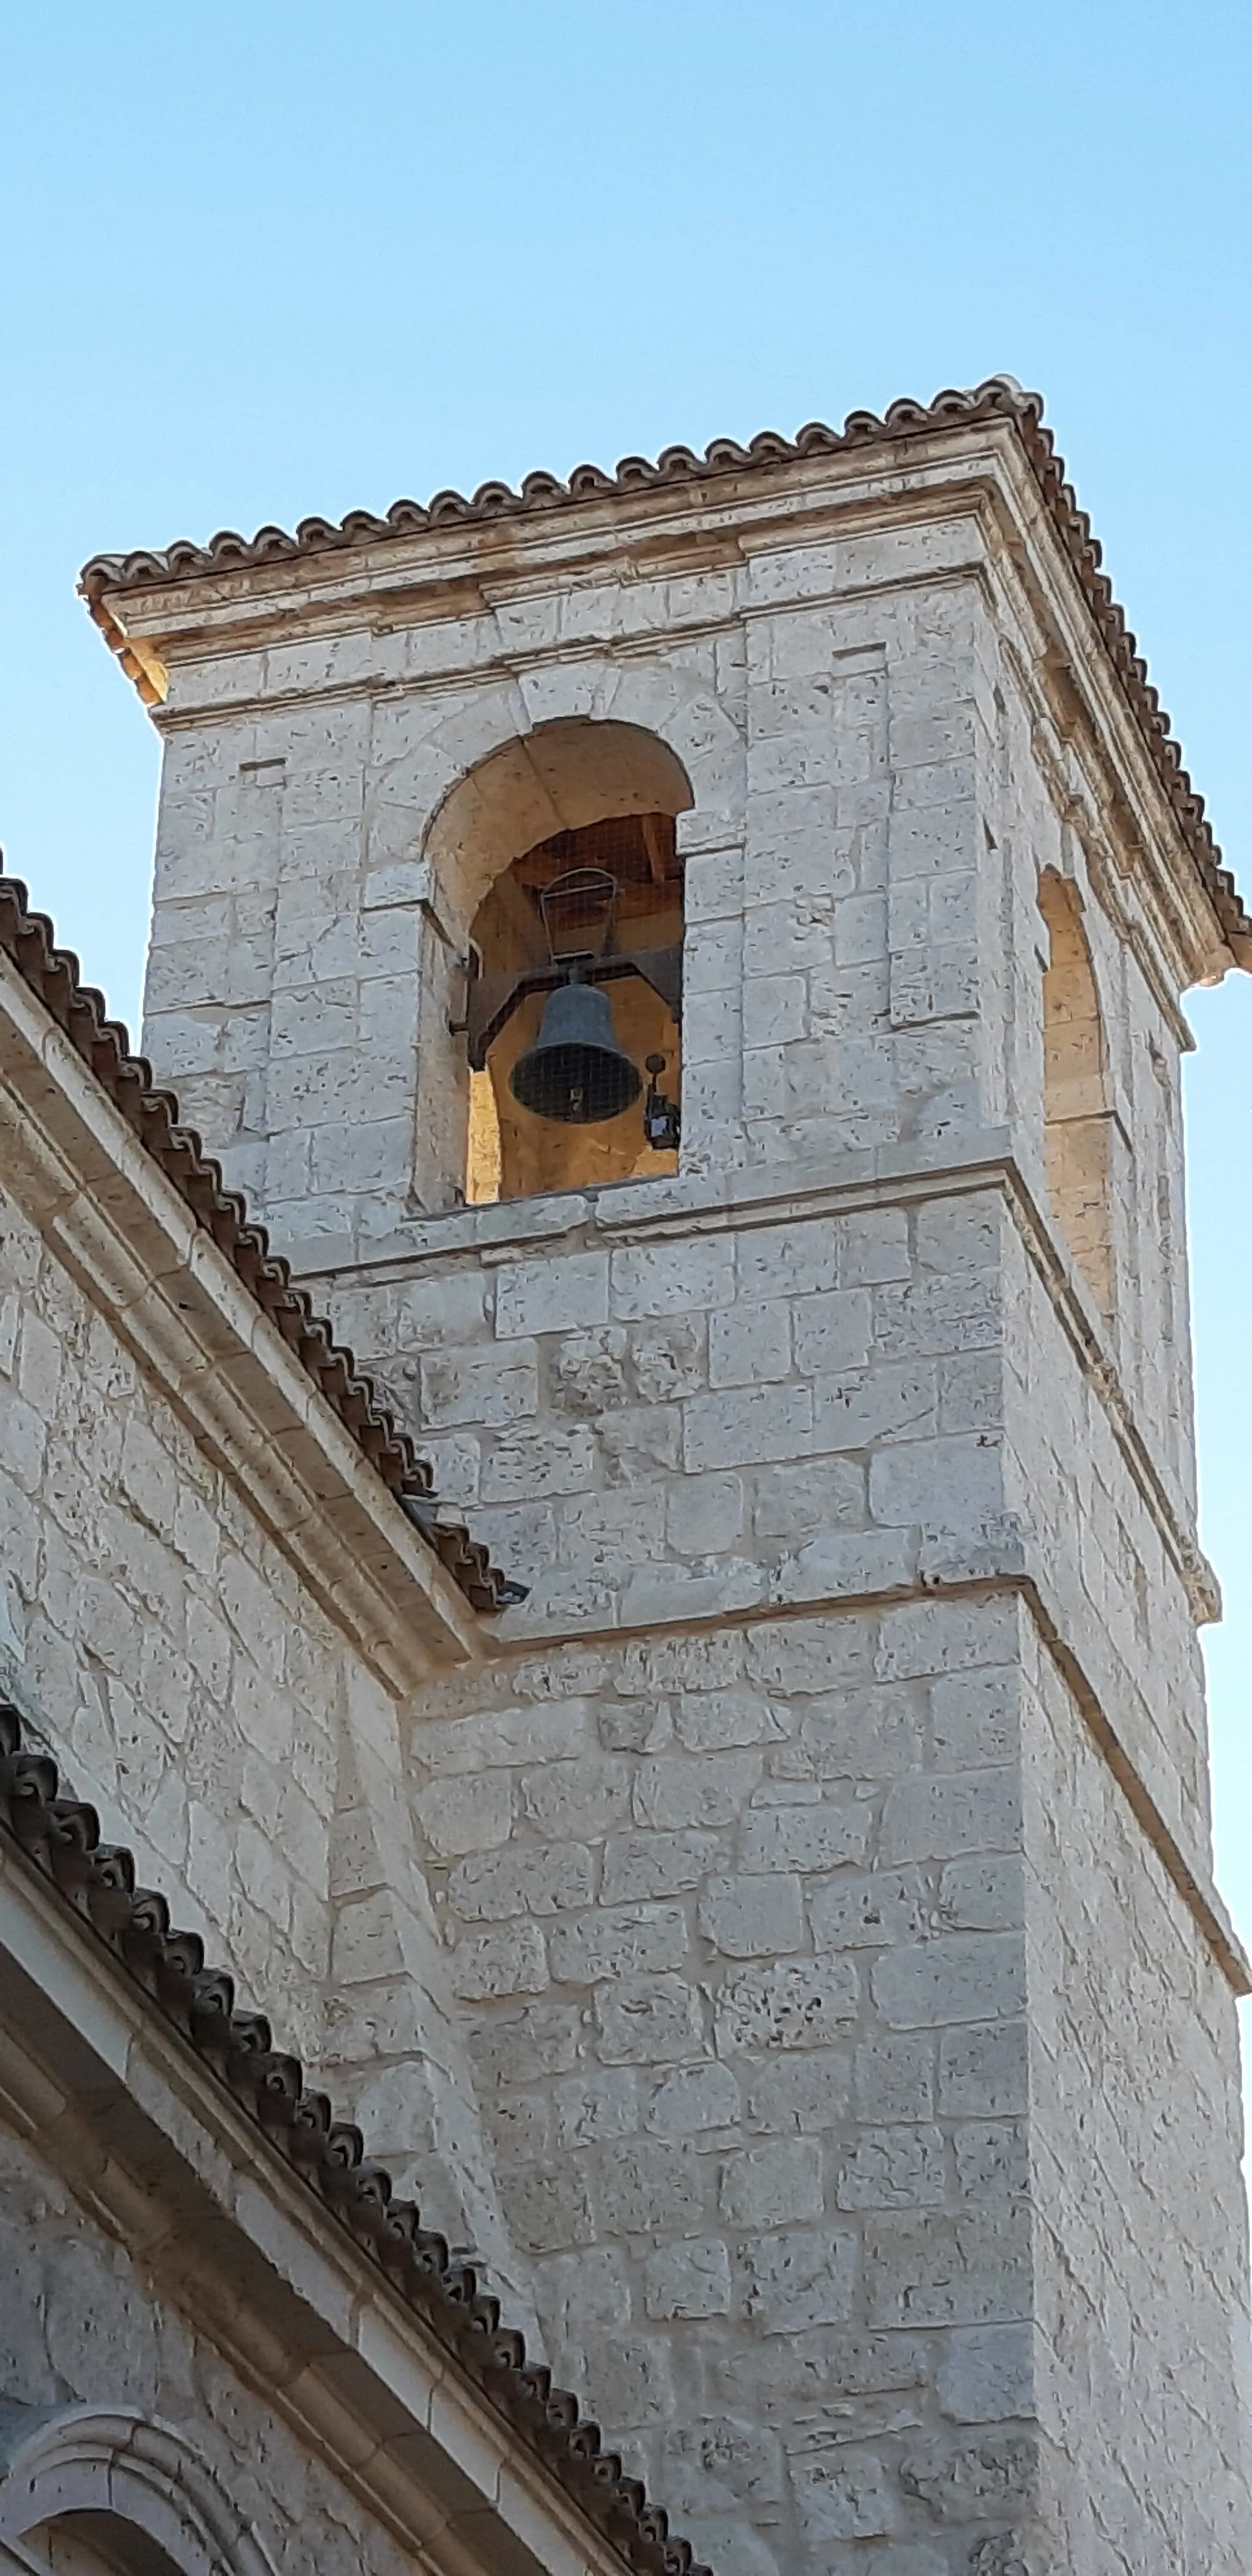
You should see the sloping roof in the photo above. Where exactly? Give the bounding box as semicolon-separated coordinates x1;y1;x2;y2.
0;875;518;1616
0;1695;709;2576
78;377;1249;958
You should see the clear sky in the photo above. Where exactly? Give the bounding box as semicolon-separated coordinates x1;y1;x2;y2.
4;3;1250;2086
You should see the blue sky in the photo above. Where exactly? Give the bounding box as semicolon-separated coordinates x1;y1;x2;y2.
4;3;1250;2053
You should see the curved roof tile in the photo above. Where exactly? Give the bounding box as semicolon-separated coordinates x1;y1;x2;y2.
78;378;1249;952
0;875;519;1617
0;1697;710;2575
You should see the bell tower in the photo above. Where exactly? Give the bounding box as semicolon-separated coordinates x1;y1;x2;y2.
86;380;1252;2573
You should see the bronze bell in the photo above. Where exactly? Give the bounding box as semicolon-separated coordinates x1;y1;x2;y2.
509;978;643;1125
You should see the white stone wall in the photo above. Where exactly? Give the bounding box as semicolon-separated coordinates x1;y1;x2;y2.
1022;1627;1251;2574
116;435;1251;2569
0;1178;531;2310
0;2123;421;2576
399;1587;1038;2571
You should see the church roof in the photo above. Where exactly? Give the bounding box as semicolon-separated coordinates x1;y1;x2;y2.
0;873;519;1617
0;1692;710;2576
78;376;1250;961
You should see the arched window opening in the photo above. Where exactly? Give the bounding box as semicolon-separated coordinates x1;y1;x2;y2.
464;807;685;1205
1038;868;1115;1318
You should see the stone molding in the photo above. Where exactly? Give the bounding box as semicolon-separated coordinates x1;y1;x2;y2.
290;1128;1213;1625
78;380;1250;975
0;1711;713;2576
0;948;481;1692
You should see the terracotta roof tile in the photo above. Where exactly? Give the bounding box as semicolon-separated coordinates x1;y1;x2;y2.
78;377;1249;955
0;875;520;1616
0;1697;709;2575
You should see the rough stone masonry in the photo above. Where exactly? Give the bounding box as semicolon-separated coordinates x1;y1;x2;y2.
74;383;1252;2572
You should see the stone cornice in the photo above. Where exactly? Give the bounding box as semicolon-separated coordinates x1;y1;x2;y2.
79;380;1249;973
0;950;481;1690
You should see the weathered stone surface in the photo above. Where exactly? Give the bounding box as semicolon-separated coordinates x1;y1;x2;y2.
34;419;1248;2576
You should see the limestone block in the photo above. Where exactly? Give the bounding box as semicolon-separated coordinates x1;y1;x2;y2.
937;2022;1029;2118
854;2033;935;2122
953;2121;1029;2200
809;1870;928;1948
447;1840;595;1921
520;1755;631;1839
644;2063;742;2135
419;1344;538;1429
709;1301;791;1389
666;1470;745;1557
790;1288;872;1376
743;2047;851;2133
812;1362;937;1453
494;1252;610;1340
750;1457;866;1544
872;1934;1026;2030
450;1923;548;1999
632;1752;762;1830
737;2222;856;2330
865;2206;1032;2327
773;1525;916;1605
745;1615;876;1695
413;1771;514;1857
589;2137;705;2235
548;1901;688;1984
602;1831;723;1901
481;1423;597;1501
570;2335;678;2430
550;1325;630;1414
879;1769;1020;1864
673;1688;789;1751
643;2237;733;2320
738;1801;871;1873
792;2448;900;2544
938;1855;1025;1931
683;1384;813;1472
737;1219;840;1302
594;1973;707;2065
714;1956;860;2055
718;2140;824;2228
501;2160;596;2252
611;1240;735;1320
552;2067;640;2148
935;2323;1035;2425
838;2124;947;2211
698;1873;805;1958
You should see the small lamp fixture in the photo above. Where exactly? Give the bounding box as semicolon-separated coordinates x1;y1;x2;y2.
643;1052;681;1151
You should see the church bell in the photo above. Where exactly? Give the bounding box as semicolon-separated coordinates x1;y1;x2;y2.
509;978;643;1125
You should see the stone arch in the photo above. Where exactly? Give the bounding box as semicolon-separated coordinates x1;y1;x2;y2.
1038;867;1115;1318
419;711;703;1206
424;715;695;935
0;2410;278;2576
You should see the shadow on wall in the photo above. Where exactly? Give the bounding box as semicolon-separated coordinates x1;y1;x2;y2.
1039;866;1116;1319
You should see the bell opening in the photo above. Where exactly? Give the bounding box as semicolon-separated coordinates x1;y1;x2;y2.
464;802;684;1205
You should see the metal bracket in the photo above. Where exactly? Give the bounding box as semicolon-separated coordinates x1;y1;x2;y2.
463;945;683;1072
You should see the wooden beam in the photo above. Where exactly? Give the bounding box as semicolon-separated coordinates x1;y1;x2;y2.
639;812;669;885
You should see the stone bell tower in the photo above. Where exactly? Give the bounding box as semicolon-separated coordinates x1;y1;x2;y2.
85;380;1252;2573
